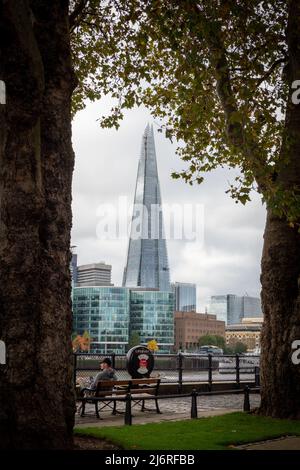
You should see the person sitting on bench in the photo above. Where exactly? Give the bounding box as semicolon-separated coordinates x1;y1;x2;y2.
90;357;117;389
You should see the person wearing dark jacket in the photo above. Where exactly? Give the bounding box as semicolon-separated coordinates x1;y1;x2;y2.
90;357;117;389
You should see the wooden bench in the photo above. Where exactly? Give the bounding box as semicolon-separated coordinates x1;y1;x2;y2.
79;378;161;419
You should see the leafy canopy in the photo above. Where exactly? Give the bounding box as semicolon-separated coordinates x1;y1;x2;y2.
70;1;300;223
198;334;226;348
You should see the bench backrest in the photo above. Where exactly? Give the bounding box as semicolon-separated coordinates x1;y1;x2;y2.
95;379;129;396
95;378;160;396
130;378;159;385
129;378;160;395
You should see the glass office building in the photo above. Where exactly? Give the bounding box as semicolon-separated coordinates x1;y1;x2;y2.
72;286;175;353
208;295;229;324
172;282;197;312
70;251;78;286
228;295;244;324
208;294;262;325
123;124;170;291
129;290;174;353
72;287;129;354
243;296;262;318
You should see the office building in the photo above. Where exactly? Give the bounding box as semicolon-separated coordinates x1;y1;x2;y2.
243;296;262;318
72;286;175;354
129;289;174;353
77;262;112;287
174;311;225;352
208;294;262;325
172;282;196;312
72;286;129;354
70;249;78;286
123;124;170;291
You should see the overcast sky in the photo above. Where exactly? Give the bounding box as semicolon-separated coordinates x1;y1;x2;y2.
71;97;266;311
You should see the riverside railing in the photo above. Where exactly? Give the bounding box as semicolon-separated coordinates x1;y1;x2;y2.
74;353;260;391
77;386;261;426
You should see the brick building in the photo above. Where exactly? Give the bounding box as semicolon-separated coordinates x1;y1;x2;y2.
174;311;225;352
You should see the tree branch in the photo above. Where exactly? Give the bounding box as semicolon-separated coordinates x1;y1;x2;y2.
69;0;89;31
255;57;287;89
192;3;267;190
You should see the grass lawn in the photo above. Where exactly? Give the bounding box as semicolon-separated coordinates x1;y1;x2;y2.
74;412;300;450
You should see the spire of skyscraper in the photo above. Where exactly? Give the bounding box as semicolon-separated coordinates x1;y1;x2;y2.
122;124;170;290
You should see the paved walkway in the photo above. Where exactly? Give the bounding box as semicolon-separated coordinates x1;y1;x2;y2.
237;436;300;450
75;394;261;428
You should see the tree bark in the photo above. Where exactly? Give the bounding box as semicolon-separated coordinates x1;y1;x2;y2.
0;0;76;448
259;0;300;418
260;213;300;418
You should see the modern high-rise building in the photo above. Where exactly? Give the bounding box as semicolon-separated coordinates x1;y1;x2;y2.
243;296;263;318
208;294;262;325
172;282;197;312
72;286;174;353
129;289;174;353
70;248;78;286
122;124;170;291
72;286;129;354
77;262;112;287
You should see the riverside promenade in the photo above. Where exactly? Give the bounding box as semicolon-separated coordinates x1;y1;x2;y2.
75;393;261;428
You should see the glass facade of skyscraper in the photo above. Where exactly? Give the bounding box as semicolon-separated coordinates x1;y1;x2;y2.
70;252;78;286
123;124;170;291
243;296;262;318
208;295;228;324
129;290;175;353
172;282;197;312
72;286;175;353
208;294;262;325
72;287;129;354
227;294;243;324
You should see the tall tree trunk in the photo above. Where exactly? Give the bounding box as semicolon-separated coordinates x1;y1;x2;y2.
260;213;300;418
0;0;76;448
259;0;300;418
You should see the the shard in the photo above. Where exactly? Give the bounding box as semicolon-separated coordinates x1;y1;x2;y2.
123;124;171;291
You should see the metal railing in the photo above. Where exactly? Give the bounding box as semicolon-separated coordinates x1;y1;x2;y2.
74;352;260;391
77;386;261;426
